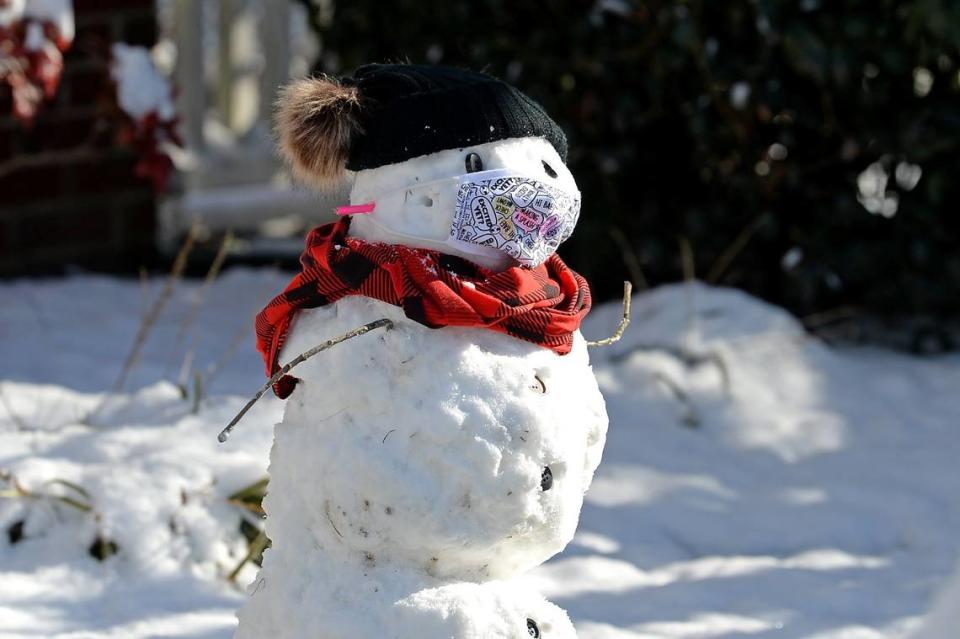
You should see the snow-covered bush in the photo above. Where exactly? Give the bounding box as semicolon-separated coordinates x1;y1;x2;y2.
110;43;181;192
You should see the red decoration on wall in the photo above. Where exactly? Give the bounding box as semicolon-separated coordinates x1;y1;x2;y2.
0;9;73;124
115;110;183;193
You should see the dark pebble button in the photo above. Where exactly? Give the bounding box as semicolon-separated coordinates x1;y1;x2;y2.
540;466;553;491
527;618;540;637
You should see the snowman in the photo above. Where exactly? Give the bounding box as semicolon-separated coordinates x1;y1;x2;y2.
234;64;609;638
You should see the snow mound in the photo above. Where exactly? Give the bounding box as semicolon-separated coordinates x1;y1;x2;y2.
1;273;959;638
909;561;960;639
239;571;576;639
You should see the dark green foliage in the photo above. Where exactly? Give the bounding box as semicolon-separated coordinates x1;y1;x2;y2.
298;0;960;318
229;478;270;571
238;518;269;566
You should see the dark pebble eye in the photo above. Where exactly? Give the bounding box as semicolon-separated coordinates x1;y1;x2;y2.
542;160;558;178
540;466;553;492
465;152;483;173
527;618;541;638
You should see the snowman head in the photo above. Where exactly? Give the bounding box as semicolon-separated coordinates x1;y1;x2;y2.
276;64;580;271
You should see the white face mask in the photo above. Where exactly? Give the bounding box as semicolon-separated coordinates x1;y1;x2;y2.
337;168;581;268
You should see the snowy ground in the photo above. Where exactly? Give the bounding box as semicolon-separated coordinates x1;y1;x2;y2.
1;270;958;639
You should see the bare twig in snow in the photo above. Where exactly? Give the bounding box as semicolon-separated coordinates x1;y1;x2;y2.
176;349;194;398
138;266;151;323
679;235;696;282
217;318;394;443
202;322;248;390
166;231;234;378
191;371;203;415
612;342;731;395
0;386;29;431
324;500;343;538
0;471;94;513
204;280;286;393
588;281;633;347
85;226;198;424
801;306;861;330
652;372;701;428
112;225;197;393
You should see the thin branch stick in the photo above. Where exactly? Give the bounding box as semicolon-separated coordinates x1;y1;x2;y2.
324;500;343;538
679;235;696;282
84;226;198;424
113;225;197;393
166;230;233;378
0;385;29;431
801;305;861;329
138;266;151;323
588;281;633;347
203;281;282;392
124;227;199;394
706;214;768;284
610;342;731;395
217;318;394;443
175;349;194;396
652;372;701;428
0;471;93;513
202;321;248;389
608;226;648;290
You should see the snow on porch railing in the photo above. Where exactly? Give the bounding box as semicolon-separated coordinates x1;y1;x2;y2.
158;0;325;253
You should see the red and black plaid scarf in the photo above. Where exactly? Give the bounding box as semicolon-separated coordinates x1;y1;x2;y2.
256;219;592;398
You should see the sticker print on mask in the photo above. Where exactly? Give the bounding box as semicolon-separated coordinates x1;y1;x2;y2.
450;172;581;267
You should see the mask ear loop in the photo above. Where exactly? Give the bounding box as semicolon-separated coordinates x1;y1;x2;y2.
334;168;567;218
331;169;579;266
335;186;467;253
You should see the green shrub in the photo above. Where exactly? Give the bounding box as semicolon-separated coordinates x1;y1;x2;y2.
298;0;960;319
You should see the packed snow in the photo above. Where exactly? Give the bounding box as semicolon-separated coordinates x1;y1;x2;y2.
908;561;960;639
269;298;606;580
1;271;959;638
235;296;606;638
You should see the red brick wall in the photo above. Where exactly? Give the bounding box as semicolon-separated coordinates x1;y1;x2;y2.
0;0;159;276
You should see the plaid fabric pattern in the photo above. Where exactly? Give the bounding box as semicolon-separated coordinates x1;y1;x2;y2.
256;219;592;398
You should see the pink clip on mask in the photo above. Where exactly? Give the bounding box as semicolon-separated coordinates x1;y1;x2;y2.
335;202;376;216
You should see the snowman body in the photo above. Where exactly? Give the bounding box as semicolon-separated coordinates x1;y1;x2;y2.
236;300;604;638
236;67;608;638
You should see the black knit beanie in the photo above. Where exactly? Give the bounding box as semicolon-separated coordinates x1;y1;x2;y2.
341;64;568;171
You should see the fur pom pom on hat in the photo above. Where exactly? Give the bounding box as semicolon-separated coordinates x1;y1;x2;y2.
275;64;568;189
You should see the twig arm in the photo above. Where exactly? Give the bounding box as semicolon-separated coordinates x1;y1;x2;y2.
217;318;393;443
588;281;633;347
